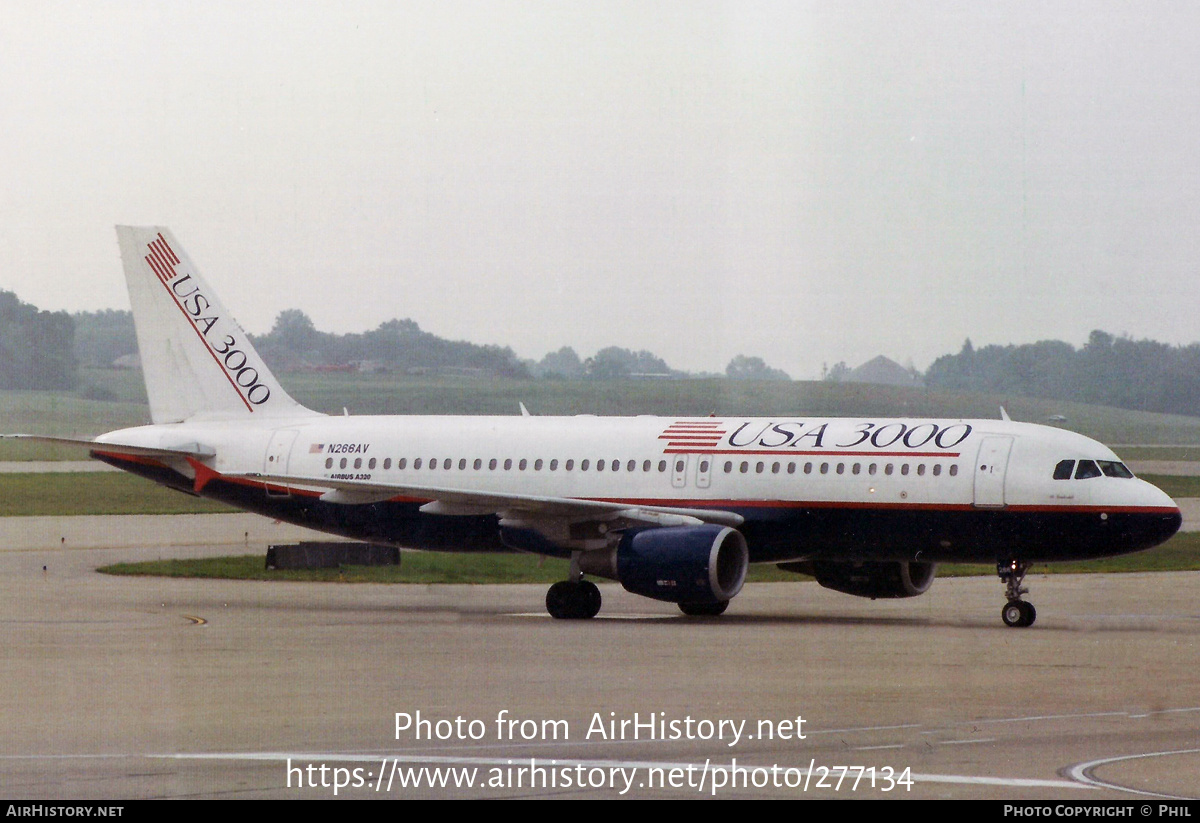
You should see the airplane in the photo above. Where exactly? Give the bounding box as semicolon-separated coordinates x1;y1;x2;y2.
5;227;1182;627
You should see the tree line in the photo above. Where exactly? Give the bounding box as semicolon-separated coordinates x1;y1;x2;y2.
15;290;1199;419
0;291;75;389
925;331;1200;417
67;305;792;383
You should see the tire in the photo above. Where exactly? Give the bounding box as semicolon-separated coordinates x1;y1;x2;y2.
679;600;729;617
1002;600;1035;628
580;580;602;619
1002;601;1024;627
546;580;601;619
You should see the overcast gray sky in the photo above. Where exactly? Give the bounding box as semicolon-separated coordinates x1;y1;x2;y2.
1;1;1197;379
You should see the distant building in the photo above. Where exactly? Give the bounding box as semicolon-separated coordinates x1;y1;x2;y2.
844;355;923;388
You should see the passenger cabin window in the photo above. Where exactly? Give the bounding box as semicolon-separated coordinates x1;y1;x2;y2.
1075;460;1102;480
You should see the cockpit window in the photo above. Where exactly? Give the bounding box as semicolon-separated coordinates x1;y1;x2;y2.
1098;460;1134;478
1053;460;1075;480
1075;460;1102;479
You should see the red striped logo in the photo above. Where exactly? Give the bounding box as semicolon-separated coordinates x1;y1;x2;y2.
139;232;272;411
659;421;726;451
144;233;180;284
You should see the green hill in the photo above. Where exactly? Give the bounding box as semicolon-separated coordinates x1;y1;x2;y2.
6;368;1200;461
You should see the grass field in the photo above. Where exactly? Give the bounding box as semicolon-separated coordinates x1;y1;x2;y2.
7;369;1200;461
98;532;1200;583
1135;474;1200;498
0;473;233;516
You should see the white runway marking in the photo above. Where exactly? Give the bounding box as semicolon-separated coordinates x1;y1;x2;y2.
1065;748;1200;800
1;751;1093;791
12;702;1199;796
155;751;1090;791
853;744;906;751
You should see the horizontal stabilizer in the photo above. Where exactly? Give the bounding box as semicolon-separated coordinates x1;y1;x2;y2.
0;434;215;460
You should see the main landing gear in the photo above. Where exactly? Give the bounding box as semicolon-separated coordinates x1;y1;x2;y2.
545;579;601;619
546;553;601;619
998;559;1036;627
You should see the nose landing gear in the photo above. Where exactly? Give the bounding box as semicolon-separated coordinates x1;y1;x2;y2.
998;559;1036;627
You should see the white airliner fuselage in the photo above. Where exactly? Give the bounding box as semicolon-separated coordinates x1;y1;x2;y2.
7;228;1182;627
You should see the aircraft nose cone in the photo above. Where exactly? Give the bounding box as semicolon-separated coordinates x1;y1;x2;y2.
1149;507;1183;545
1136;480;1183;548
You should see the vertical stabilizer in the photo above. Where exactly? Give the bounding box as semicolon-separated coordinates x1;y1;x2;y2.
116;226;320;424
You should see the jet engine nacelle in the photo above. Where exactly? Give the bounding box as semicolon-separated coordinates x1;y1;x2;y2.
809;560;937;599
578;525;749;605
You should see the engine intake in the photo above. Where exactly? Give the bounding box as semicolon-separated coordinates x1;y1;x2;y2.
807;560;937;599
578;525;749;605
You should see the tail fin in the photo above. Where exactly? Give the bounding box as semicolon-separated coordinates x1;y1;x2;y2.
116;226;320;424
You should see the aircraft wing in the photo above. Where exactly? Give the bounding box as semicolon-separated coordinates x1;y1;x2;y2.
233;470;745;529
0;434;215;459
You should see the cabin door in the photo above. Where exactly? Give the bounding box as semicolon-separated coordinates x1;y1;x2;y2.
263;429;299;497
973;436;1013;508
